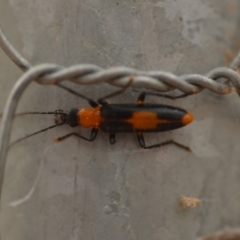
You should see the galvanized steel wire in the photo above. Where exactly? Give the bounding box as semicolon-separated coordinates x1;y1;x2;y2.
1;26;240;94
1;24;240;220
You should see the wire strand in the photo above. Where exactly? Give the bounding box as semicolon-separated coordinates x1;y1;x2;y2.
1;25;240;95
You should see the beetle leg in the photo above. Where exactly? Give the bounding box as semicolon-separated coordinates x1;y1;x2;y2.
56;83;99;108
136;132;146;146
97;80;133;105
136;132;191;151
109;133;116;144
55;128;98;142
137;92;176;104
174;93;190;99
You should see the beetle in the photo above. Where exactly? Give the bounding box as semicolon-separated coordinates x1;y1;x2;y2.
10;83;194;150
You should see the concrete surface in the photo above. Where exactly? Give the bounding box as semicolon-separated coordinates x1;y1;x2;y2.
0;0;240;239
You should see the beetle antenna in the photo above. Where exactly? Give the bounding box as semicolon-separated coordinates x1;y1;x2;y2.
8;122;65;149
0;111;66;118
15;112;57;116
16;111;69;116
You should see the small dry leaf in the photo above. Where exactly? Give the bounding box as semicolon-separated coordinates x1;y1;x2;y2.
198;228;240;240
180;195;201;209
225;49;234;64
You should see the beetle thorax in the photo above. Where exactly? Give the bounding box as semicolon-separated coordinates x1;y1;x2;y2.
78;107;102;128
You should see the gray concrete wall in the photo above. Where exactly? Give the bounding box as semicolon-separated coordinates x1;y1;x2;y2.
0;1;240;239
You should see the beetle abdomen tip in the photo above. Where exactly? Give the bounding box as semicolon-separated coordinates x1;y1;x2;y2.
181;112;194;125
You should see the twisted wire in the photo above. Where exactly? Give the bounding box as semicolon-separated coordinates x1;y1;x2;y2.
1;25;240;94
1;24;240;217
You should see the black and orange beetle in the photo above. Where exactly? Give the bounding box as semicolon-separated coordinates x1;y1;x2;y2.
10;83;194;150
